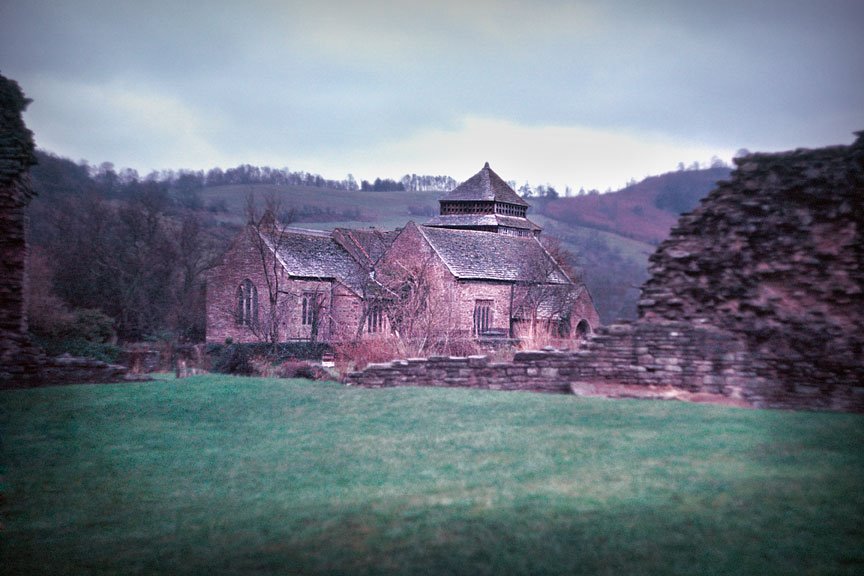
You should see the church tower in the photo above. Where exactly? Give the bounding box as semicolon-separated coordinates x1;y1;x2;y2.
424;162;542;237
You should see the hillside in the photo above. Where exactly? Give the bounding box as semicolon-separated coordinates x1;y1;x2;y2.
196;183;441;231
539;167;731;245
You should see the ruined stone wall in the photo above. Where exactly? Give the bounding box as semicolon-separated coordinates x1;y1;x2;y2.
347;134;864;412
345;319;863;411
344;322;754;398
639;133;864;396
0;75;41;383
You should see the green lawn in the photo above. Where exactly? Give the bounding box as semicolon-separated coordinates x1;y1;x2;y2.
2;376;862;575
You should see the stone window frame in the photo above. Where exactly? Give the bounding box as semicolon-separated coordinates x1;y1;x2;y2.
473;299;494;336
301;291;323;326
548;313;572;338
235;278;258;328
366;301;385;333
576;319;591;338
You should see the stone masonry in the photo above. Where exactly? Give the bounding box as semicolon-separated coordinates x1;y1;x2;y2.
346;133;864;412
0;74;42;383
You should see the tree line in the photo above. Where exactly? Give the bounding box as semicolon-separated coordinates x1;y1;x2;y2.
74;156;462;196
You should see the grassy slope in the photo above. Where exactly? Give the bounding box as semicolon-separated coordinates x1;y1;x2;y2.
539;168;731;245
200;184;440;231
2;377;862;575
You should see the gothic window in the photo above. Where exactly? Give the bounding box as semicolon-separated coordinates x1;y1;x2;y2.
302;292;322;326
473;300;493;336
367;302;384;333
551;314;571;338
235;279;258;327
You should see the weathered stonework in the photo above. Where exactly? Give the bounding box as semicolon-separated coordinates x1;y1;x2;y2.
0;74;43;384
639;135;864;397
347;134;864;412
205;226;367;345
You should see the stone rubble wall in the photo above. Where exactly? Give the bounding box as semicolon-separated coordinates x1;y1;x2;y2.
345;322;751;396
0;74;45;386
346;133;864;413
639;133;864;393
345;321;863;411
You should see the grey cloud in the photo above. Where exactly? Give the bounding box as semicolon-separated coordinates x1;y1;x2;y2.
1;0;862;171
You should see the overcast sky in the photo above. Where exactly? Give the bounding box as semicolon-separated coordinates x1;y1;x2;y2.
1;0;862;191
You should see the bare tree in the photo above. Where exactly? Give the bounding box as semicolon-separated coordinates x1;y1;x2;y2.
374;253;463;357
511;237;582;346
243;192;295;347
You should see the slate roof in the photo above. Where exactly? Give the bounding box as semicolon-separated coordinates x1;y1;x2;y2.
261;227;367;294
441;162;529;207
417;226;570;284
332;227;399;267
424;213;542;232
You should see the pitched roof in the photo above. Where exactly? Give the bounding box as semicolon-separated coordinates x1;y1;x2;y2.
417;225;570;283
332;227;399;267
441;162;529;207
424;213;542;232
261;227;367;293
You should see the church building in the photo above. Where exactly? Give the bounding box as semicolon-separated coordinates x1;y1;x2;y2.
205;163;599;346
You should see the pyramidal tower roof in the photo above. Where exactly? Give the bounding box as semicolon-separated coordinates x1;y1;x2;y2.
441;162;529;207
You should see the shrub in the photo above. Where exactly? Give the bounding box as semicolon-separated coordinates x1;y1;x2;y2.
332;337;485;374
30;304;120;363
208;343;255;375
275;360;332;380
67;309;115;343
207;342;332;375
31;335;121;364
333;338;402;374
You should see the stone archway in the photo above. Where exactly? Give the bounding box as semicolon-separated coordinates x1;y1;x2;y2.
576;319;592;338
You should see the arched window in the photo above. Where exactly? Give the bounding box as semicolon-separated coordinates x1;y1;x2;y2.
235;279;258;327
367;301;384;333
473;300;493;336
552;314;571;338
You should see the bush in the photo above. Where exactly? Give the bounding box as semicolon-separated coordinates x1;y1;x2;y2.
333;338;402;374
207;342;331;375
31;335;121;364
30;306;120;363
67;309;115;343
208;343;255;375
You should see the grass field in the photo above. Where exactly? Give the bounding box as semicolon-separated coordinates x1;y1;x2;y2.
199;184;440;231
2;376;862;575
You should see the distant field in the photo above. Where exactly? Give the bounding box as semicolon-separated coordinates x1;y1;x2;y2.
2;376;862;575
199;184;440;230
534;214;654;264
